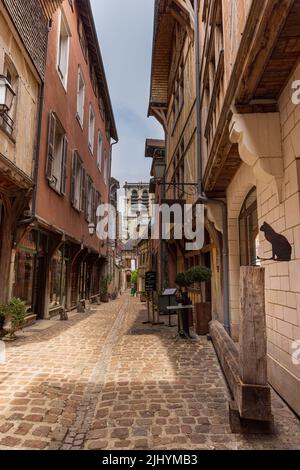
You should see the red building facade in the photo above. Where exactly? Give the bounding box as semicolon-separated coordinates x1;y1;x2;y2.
12;0;117;319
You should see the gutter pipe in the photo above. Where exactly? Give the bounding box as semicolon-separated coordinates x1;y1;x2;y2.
194;0;231;335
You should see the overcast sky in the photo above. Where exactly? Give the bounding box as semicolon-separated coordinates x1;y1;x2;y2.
91;0;163;189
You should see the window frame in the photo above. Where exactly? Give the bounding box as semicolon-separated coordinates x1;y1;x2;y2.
239;187;259;267
97;131;103;171
46;112;68;196
76;66;85;128
57;9;71;90
88;104;95;154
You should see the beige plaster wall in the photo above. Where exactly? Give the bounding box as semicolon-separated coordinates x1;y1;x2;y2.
0;6;39;179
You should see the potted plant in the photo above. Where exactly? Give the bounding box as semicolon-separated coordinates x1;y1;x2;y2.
131;270;138;296
100;276;110;303
175;272;192;305
187;265;212;336
4;298;27;340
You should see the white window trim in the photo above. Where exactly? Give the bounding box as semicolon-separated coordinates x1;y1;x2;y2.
76;66;85;128
57;9;71;90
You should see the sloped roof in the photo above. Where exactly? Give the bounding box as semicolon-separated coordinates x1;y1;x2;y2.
148;0;175;113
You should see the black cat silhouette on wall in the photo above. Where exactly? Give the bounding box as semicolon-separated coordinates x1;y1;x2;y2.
260;222;292;262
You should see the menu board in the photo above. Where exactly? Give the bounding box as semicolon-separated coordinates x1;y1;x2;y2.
145;271;157;292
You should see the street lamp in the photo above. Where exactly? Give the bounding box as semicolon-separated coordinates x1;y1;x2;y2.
0;75;15;114
88;223;95;236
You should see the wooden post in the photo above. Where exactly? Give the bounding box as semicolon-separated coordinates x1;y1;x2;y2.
239;266;268;386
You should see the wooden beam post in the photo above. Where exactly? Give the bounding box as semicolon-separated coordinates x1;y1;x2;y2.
239;266;268;386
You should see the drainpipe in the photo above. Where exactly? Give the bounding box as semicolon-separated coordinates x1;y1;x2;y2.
194;0;231;335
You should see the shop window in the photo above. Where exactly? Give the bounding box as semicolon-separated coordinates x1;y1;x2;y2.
46;112;68;195
13;232;37;311
50;245;69;308
239;188;260;266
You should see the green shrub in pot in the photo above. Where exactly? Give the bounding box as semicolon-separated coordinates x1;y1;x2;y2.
188;266;212;284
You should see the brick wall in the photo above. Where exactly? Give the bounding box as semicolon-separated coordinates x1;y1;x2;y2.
3;0;48;79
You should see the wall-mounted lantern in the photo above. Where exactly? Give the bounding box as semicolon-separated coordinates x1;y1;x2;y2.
0;75;15;114
88;223;96;236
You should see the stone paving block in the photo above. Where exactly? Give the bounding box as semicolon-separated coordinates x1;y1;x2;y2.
0;296;300;451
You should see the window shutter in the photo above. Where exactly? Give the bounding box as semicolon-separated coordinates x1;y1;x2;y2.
92;187;96;225
46;112;56;180
61;136;68;195
81;167;86;213
85;176;90;221
71;151;77;206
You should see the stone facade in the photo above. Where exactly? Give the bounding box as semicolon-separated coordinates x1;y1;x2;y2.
149;0;300;418
123;183;154;241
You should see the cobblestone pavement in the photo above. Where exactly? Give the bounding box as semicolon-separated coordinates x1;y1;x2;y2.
0;295;300;450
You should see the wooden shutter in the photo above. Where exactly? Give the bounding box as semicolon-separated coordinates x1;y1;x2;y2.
92;186;96;225
81;167;86;213
46;112;56;180
61;136;68;195
85;176;90;221
70;151;77;206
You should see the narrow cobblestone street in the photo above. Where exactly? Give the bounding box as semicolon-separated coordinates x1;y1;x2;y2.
0;295;300;451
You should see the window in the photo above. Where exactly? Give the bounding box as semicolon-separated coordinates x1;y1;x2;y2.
71;151;85;211
46;112;68;195
78;18;88;60
0;57;18;136
97;131;103;171
239;188;260;266
131;190;138;210
104;149;108;184
172;139;185;199
95;191;101;226
172;61;184;129
88;105;95;153
85;175;95;223
57;10;70;89
76;67;85;127
141;191;149;211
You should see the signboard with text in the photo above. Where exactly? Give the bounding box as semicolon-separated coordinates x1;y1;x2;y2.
145;271;157;292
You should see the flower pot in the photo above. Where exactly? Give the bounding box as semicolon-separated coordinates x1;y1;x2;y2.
101;294;109;303
195;302;212;336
